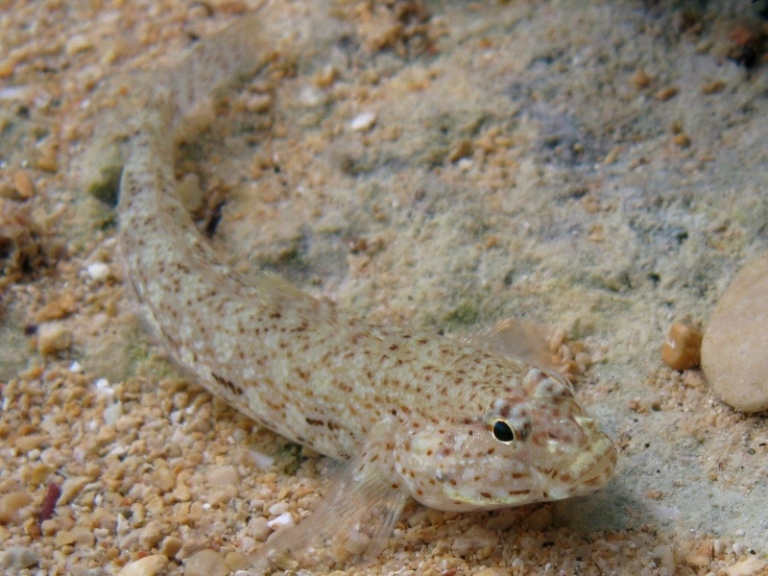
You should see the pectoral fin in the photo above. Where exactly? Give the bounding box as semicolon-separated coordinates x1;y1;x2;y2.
248;454;409;573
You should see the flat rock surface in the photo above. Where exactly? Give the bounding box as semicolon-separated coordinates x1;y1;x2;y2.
702;251;768;413
1;1;768;574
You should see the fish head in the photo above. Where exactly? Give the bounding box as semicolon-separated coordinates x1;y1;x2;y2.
394;368;617;511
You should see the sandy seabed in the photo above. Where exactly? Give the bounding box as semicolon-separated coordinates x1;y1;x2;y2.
1;1;767;575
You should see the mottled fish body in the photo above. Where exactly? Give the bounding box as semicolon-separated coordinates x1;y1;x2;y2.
117;14;617;572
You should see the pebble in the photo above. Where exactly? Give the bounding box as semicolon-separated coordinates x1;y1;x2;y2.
59;476;89;505
206;465;239;486
350;111;376;132
298;86;326;108
160;536;184;559
405;507;429;528
653;86;678;101
672;133;691;148
685;539;713;569
723;557;768;576
266;511;294;529
55;529;78;546
12;170;36;199
140;521;165;549
245;93;272;113
475;570;511;576
37;322;73;355
207;485;237;506
249;450;274;469
248;516;271;541
451;525;499;559
630;68;652;89
267;501;290;516
525;506;553;530
651;544;676;576
14;433;47;452
224;551;251;571
0;546;40;569
172;483;192;502
701;251;768;413
65;33;94;56
35;292;77;322
72;528;96;547
87;262;112;282
184;549;229;576
103;401;123;425
116;554;169;576
118;527;143;549
661;322;702;371
0;491;33;523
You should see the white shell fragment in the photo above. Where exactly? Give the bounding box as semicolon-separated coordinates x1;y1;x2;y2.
350;111;376;132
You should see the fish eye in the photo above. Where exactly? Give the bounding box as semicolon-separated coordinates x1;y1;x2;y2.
491;420;516;443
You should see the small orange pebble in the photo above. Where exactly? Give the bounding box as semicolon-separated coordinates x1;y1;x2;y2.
630;68;652;89
13;170;36;199
653;86;678;101
661;322;703;371
672;133;691;148
627;398;643;412
701;79;726;94
685;539;714;569
603;146;621;165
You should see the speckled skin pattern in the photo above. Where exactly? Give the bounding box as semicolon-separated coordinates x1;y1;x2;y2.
117;16;617;571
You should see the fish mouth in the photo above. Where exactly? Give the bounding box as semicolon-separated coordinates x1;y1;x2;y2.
571;433;617;491
535;427;617;500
